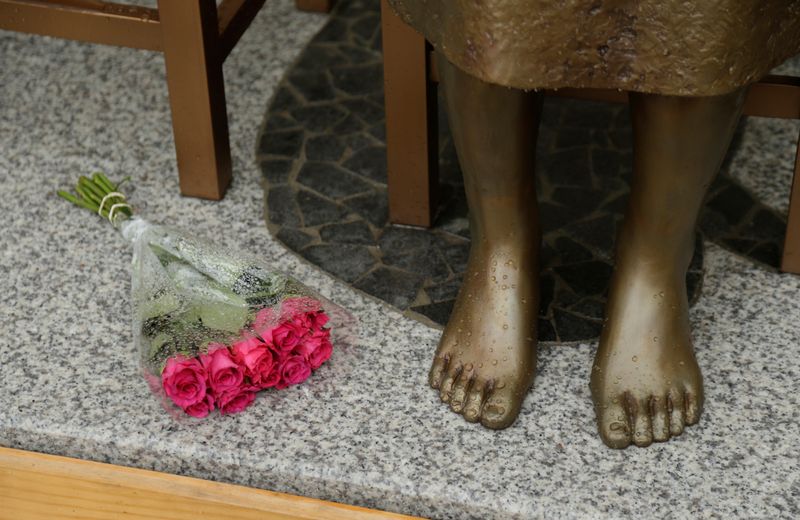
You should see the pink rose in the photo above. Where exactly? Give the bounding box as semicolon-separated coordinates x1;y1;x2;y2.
293;328;328;358
184;392;215;418
276;355;312;389
253;307;278;337
217;387;256;415
162;356;208;408
308;311;329;329
200;347;244;394
272;321;305;352
308;337;333;370
231;337;276;388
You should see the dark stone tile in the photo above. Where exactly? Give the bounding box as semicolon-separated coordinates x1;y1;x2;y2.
438;241;470;275
276;227;313;250
330;64;383;96
425;279;463;302
368;121;386;142
341;98;385;123
345;191;388;227
291;104;347;133
354;267;424;308
553;308;603;342
749;241;782;267
553;236;594;265
602;193;629;214
379;226;437;251
539;100;562;127
259;129;304;157
260;158;294;185
338;44;381;65
382;247;451;283
555;127;591;149
295;44;346;72
297;162;373;199
315;18;348;42
265;113;300;132
539;272;555;317
569;297;605;321
560;101;615;129
554;260;613;295
685;271;703;303
551;186;605;214
591;148;622;178
334;113;367;134
539;202;578;232
336;0;373;18
722;237;758;256
300;244;375;283
538;318;557;342
342;146;387;184
351;14;379;42
699;208;732;237
564;214;617;254
706;182;755;225
609;127;632;149
319;220;375;245
411;300;454;325
289;71;336;102
297;189;347;227
741;209;786;242
538;149;592;187
342;132;376;153
305;135;346;162
268;86;301;113
267;185;301;227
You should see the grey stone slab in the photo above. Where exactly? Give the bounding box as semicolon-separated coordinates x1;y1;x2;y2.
260;158;295;185
319;220;375;245
344;191;389;228
353;266;423;308
296;189;347;227
342;145;387;184
297;162;373;200
305;134;346;162
300;244;375;283
259;129;304;157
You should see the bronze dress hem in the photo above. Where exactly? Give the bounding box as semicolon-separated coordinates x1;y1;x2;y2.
386;0;800;96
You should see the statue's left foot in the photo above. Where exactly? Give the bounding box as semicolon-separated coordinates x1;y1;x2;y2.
590;268;704;448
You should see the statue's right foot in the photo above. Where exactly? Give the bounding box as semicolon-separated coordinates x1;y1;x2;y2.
430;242;539;429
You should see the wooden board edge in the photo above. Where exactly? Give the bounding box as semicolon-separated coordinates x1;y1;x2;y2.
0;446;425;520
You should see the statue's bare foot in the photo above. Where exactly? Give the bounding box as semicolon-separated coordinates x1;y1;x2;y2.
591;267;704;448
430;243;538;429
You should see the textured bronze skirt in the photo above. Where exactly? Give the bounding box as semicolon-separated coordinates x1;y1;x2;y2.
386;0;800;95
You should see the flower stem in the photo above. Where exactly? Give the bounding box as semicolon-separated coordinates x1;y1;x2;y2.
58;173;134;225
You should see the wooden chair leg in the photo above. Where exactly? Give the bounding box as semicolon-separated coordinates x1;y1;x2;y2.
380;0;438;227
781;129;800;273
295;0;335;12
159;0;232;200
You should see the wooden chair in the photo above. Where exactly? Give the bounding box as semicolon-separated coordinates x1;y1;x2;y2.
0;0;331;200
380;0;800;274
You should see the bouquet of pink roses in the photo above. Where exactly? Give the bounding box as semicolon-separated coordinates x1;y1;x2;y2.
59;173;352;419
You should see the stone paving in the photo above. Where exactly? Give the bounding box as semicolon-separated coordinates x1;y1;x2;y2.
259;0;789;342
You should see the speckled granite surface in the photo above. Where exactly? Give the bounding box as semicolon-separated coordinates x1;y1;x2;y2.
1;3;800;519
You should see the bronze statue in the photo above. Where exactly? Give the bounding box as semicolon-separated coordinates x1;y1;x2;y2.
387;0;800;448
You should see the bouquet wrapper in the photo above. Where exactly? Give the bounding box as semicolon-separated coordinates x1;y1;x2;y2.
120;217;356;419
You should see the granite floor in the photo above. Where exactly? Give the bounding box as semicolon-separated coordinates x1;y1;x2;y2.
260;0;795;344
2;2;800;519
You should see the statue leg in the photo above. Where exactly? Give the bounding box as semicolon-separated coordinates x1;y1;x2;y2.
431;56;543;429
591;89;747;448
